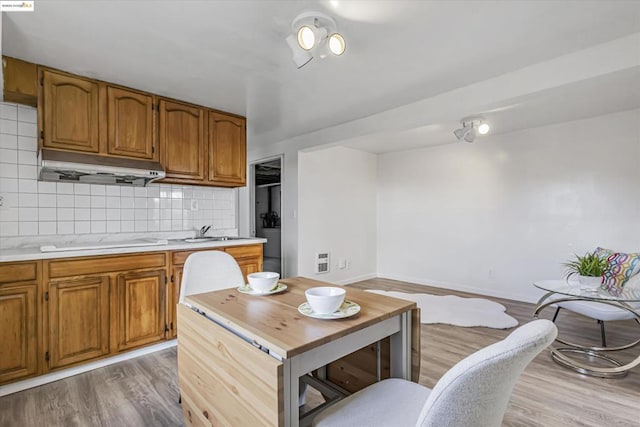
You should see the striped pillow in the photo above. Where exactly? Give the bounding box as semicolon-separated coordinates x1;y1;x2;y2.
596;247;640;295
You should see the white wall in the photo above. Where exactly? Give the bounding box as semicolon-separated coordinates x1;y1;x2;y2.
298;146;377;284
377;109;640;302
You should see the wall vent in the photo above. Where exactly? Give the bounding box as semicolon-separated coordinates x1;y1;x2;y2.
315;252;330;274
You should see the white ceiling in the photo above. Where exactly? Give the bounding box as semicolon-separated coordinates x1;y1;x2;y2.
3;1;640;153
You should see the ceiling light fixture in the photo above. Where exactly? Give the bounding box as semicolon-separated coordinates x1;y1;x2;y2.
453;117;490;143
286;11;346;68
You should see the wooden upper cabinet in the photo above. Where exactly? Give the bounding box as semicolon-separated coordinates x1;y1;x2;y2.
42;70;100;153
107;86;156;160
3;56;38;106
116;269;166;351
208;112;246;186
159;99;206;182
47;276;110;370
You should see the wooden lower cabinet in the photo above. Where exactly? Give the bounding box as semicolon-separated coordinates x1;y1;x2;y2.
47;276;110;369
115;269;166;350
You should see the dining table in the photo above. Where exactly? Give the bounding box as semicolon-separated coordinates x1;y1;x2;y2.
176;276;420;427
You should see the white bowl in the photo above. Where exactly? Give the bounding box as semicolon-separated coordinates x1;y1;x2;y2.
305;287;346;314
248;272;280;293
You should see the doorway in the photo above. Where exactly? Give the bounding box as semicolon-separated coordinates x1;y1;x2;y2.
252;157;282;275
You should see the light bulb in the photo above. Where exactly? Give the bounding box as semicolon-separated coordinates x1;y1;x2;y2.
328;33;346;55
297;26;315;50
478;123;490;135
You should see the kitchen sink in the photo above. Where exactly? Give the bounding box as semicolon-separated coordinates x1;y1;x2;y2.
183;236;250;243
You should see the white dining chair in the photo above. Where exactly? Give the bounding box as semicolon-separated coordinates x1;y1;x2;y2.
312;319;557;427
179;250;245;304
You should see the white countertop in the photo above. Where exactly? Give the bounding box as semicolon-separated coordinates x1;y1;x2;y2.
0;237;267;263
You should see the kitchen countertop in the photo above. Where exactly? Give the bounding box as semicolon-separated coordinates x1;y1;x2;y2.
0;237;267;263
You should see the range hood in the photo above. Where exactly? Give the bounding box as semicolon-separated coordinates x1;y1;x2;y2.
39;149;165;187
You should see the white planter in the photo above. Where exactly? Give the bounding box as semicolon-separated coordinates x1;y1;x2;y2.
578;275;602;291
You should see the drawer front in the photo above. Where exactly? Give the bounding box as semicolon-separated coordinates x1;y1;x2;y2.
47;253;166;278
171;248;223;266
0;262;38;284
225;244;262;259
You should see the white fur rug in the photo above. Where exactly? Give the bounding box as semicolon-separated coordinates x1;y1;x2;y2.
366;290;518;329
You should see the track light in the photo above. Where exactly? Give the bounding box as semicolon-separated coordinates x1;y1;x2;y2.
286;11;346;68
454;117;490;143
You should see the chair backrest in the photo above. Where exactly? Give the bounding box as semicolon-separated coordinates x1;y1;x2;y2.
179;250;245;304
416;319;557;427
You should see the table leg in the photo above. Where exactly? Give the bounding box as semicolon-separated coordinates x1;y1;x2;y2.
390;311;412;380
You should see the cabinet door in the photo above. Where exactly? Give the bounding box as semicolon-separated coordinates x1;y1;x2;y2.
237;259;260;284
208;112;246;186
116;270;166;350
169;266;184;338
48;276;110;369
159;100;206;181
0;283;37;383
42;70;100;152
107;86;156;160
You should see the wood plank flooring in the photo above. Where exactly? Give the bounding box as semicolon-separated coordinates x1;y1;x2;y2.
1;277;638;426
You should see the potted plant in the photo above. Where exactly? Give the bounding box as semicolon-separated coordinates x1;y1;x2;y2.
563;252;608;290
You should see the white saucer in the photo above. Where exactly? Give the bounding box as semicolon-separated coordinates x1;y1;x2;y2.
237;282;287;296
298;300;360;319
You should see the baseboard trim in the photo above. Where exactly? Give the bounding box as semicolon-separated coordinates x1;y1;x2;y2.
0;340;177;397
376;273;540;304
335;273;378;286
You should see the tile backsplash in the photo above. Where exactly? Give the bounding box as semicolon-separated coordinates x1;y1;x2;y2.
0;102;237;242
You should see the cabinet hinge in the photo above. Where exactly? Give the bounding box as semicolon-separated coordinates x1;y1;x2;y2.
40;76;44;86
170;322;174;330
164;324;169;333
44;291;49;301
164;275;167;284
45;351;49;362
170;275;174;283
151;146;155;154
40;130;44;140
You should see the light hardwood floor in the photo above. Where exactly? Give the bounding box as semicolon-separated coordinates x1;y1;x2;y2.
1;278;638;426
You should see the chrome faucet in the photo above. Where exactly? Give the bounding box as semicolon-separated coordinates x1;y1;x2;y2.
196;225;212;238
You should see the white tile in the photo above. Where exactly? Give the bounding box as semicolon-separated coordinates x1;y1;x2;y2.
38;207;56;221
120;209;134;220
0;119;17;135
19;221;38;236
19;193;37;207
171;208;182;219
121;220;134;232
91;208;106;221
147;186;159;197
171;199;182;210
37;181;57;194
57;194;74;208
160;220;171;231
134;220;147;232
106;209;120;221
121;197;134;209
147;208;159;220
105;196;120;208
18;164;37;179
193;188;205;199
57;207;74;221
134;208;146;221
75;221;91;234
2;193;18;208
57;221;75;235
17;136;37;151
159;185;171;198
91;221;106;233
17;122;37;138
183;187;193;199
182;199;191;210
17;207;37;221
74;195;90;207
38;221;57;235
159;207;171;220
0;221;19;236
120;187;133;197
105;186;120;197
171;219;182;230
91;195;106;208
0;148;17;163
160;199;170;209
147;220;159;231
75;208;91;220
134;187;147;197
0;207;19;222
18;179;37;193
17;107;37;124
90;184;105;196
171;188;183;199
38;193;57;207
106;221;121;233
18;150;37;165
0;163;18;178
0;133;17;149
0;104;17;120
182;219;193;230
74;183;91;195
0;178;18;192
149;198;159;209
134;198;147;209
56;182;75;194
